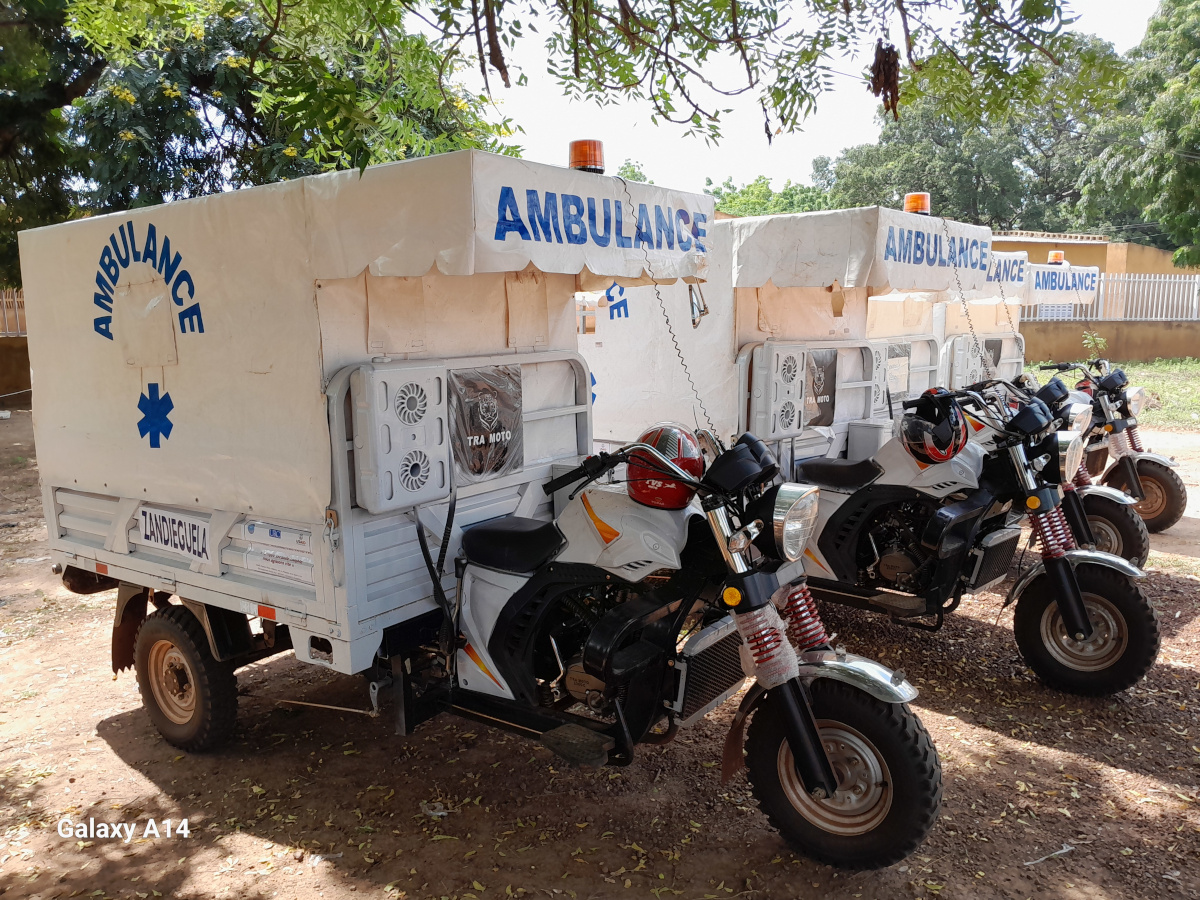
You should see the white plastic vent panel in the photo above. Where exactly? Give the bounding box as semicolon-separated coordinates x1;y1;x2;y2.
350;363;450;514
948;335;985;389
749;342;806;440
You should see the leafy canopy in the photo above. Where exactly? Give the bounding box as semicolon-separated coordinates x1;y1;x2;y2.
812;33;1156;239
0;0;514;286
1084;0;1200;265
68;0;1084;141
705;176;829;217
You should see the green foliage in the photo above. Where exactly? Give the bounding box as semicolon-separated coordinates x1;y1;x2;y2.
0;0;516;287
616;159;652;184
65;0;1084;142
705;176;829;218
1084;0;1200;266
817;34;1152;236
1082;330;1108;355
0;0;98;286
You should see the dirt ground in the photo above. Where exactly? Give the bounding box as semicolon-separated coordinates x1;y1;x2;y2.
1;408;1198;900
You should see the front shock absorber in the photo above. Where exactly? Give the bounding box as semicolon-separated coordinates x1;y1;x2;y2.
1074;461;1094;487
1127;424;1146;452
733;603;799;689
777;581;831;652
1030;505;1076;559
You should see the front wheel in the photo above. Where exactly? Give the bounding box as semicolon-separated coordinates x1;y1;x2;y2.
1083;493;1150;567
745;680;942;870
1131;459;1187;533
1013;564;1159;696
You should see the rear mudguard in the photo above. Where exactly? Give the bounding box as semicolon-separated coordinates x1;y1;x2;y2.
720;650;917;782
1005;548;1146;609
1076;484;1137;505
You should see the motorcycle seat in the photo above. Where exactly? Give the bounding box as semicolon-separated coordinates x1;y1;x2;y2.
796;457;884;491
461;516;565;574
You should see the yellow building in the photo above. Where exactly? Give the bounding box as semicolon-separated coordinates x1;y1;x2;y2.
993;231;1195;275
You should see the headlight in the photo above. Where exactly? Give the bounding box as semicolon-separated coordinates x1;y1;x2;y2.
1125;385;1147;417
771;483;820;561
1057;430;1084;482
1066;401;1093;435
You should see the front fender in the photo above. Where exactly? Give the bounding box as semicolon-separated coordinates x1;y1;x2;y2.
1127;451;1178;469
1006;548;1146;608
796;650;918;704
1076;484;1137;506
719;651;916;783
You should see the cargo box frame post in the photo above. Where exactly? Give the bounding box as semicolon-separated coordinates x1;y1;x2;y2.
19;150;713;743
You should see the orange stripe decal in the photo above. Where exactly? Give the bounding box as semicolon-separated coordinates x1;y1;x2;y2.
580;493;620;544
257;604;277;621
804;548;829;571
464;643;505;690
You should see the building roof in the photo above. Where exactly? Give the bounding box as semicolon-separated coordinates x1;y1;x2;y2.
993;230;1109;244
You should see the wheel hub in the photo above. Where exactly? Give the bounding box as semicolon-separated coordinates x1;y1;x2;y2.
776;722;892;836
1040;593;1128;672
1134;475;1167;520
1087;516;1122;556
147;639;196;725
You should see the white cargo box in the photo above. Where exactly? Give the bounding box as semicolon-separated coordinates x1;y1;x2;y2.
582;206;1020;469
19;150;712;674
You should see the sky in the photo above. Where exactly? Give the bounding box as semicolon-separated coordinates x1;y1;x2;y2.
453;0;1162;195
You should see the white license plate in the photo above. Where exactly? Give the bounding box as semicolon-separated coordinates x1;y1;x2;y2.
137;506;211;562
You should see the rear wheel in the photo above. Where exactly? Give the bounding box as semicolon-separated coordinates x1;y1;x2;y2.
745;680;942;870
1013;564;1159;695
1082;493;1150;567
134;605;238;751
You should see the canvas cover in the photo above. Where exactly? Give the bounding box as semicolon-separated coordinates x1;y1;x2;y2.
724;206;993;293
19;150;712;525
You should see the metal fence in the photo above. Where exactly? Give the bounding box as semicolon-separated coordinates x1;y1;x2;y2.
0;289;26;336
1022;273;1200;322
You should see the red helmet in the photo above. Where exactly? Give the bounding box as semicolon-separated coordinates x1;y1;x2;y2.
627;423;704;510
899;387;970;466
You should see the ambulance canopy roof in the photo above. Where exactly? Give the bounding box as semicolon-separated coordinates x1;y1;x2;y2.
719;206;995;294
20;150;713;285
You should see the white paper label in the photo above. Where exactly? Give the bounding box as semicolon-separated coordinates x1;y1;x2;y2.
136;506;211;562
247;549;315;585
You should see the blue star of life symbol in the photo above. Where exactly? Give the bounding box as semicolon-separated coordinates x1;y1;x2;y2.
137;383;174;448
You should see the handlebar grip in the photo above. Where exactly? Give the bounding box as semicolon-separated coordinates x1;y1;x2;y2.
1039;363;1069;371
901;399;920;410
542;465;590;496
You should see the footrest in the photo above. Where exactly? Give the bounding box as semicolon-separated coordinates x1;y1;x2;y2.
539;724;615;768
873;593;927;616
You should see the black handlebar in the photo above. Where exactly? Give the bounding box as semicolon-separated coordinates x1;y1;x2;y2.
541;452;618;495
1039;363;1071;372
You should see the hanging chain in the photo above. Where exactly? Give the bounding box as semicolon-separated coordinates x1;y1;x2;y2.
618;178;714;432
941;218;994;380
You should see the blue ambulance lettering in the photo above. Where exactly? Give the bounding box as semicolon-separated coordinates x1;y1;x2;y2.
91;221;205;340
883;225;988;271
495;187;707;254
1033;269;1098;293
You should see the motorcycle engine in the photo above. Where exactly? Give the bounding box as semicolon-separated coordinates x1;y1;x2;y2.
564;661;609;711
859;500;939;593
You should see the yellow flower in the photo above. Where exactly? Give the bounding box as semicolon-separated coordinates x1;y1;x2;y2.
282;146;298;158
118;130;136;141
223;56;251;69
211;89;223;98
188;24;205;40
